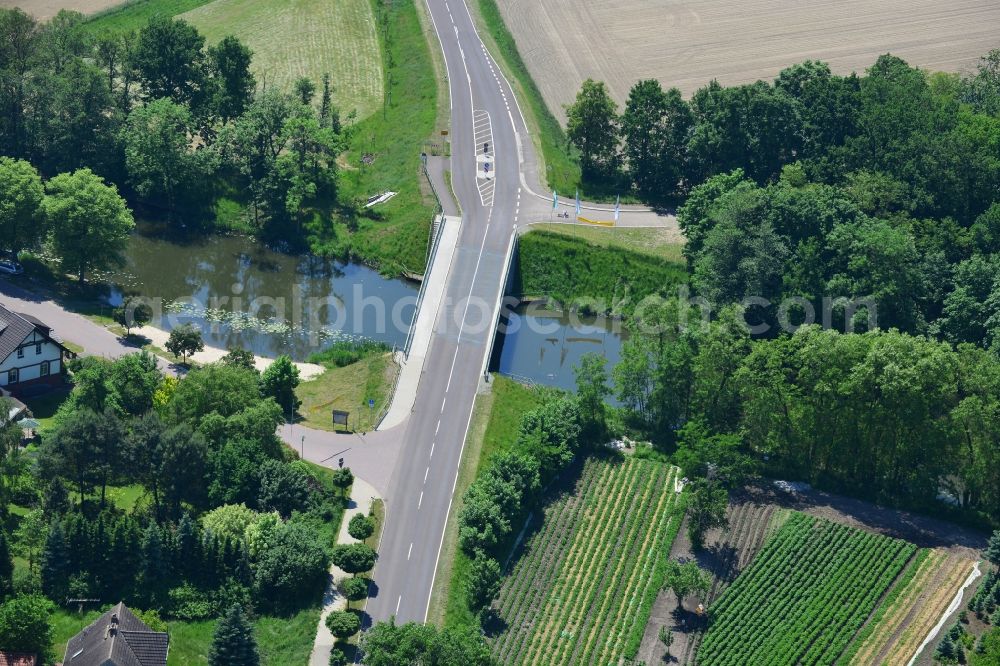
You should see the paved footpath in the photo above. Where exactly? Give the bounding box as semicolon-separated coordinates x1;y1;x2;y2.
309;477;381;666
379;214;461;430
0;279;155;363
278;424;402;499
0;279;324;378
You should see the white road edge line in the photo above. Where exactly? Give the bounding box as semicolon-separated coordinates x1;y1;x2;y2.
423;207;495;622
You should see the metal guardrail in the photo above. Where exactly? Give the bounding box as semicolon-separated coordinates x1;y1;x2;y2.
421;159;446;269
371;347;403;430
480;228;519;378
402;213;447;359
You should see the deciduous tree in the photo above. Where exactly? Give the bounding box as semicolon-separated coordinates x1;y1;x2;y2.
0;156;44;254
166;324;204;364
43;168;134;282
566;79;619;176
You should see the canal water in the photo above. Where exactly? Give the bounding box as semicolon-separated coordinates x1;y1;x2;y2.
107;231;418;361
495;306;625;393
107;230;626;385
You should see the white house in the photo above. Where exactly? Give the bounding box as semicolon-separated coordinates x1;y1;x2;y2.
0;304;74;395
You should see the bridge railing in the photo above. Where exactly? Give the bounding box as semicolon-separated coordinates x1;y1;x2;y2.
480;227;519;378
403;213;447;359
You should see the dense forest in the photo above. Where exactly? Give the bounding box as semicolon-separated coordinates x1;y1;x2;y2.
0;7;344;259
541;50;1000;528
0;350;367;661
567;52;1000;212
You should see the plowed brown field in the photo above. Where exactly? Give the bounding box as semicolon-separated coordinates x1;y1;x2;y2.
494;0;1000;121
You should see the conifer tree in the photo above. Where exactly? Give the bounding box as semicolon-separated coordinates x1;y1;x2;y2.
41;521;69;601
0;531;13;600
208;604;259;666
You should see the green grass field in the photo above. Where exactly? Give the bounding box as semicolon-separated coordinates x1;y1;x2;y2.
516;229;688;316
83;0;215;34
51;607;319;665
179;0;383;118
294;351;397;432
326;0;438;274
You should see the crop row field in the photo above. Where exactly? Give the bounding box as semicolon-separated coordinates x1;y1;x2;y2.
698;512;918;666
490;456;684;666
845;548;977;665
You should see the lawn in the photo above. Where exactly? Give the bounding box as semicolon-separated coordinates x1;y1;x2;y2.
294;352;398;433
179;0;383;118
529;224;685;263
23;387;71;435
83;0;216;34
50;607;320;665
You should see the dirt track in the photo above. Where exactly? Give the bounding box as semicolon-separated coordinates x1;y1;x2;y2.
1;0;122;19
494;0;1000;121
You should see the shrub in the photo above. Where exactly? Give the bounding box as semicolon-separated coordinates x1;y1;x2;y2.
331;468;354;490
308;340;389;367
348;514;376;541
168;584;217;620
339;577;370;602
329;646;348;666
331;543;377;575
326;610;361;639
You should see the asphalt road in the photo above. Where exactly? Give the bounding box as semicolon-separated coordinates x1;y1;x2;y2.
364;0;536;625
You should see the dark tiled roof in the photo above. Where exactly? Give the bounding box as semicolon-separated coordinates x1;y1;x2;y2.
0;652;36;666
0;304;72;363
0;305;35;365
63;602;169;666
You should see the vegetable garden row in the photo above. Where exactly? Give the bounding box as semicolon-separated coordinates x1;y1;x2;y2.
490;457;684;665
698;512;917;666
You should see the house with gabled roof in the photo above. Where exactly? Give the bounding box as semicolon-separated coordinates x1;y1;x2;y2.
0;304;74;395
63;602;169;666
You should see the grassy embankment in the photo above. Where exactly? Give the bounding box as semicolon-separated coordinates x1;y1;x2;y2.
295;341;399;432
428;376;546;629
322;0;441;275
516;229;688;315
